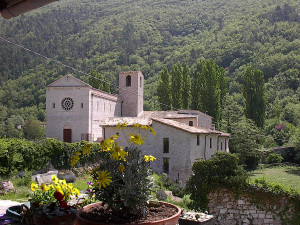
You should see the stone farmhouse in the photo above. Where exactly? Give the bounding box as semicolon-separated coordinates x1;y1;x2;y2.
46;71;230;183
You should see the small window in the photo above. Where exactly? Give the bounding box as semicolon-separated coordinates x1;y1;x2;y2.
210;138;212;148
126;75;131;87
53;103;55;108
81;103;83;108
163;158;169;174
225;139;227;150
189;121;193;126
197;135;200;145
163;138;169;153
140;76;142;88
221;142;223;150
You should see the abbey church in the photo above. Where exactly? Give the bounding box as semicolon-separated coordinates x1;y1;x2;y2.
46;71;229;182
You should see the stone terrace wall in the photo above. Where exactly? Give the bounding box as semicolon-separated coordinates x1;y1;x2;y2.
208;189;295;225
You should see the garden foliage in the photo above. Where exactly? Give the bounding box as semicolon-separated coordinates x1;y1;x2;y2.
265;153;284;164
186;152;248;211
0;138;101;176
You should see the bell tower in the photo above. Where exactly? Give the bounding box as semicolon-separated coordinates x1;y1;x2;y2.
119;71;144;117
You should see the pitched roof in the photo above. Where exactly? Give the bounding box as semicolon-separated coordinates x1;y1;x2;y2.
139;111;198;119
47;74;91;88
152;118;230;136
100;117;152;127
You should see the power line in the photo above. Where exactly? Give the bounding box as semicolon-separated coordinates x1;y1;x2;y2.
0;36;179;111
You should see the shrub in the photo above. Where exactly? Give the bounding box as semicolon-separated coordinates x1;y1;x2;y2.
186;152;248;211
265;153;284;164
156;173;185;198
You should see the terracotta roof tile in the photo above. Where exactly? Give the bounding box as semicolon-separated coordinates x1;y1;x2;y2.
100;117;152;126
152;118;230;136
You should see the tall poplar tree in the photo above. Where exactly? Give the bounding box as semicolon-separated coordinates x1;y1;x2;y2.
171;63;183;109
182;63;191;109
242;67;266;128
157;67;172;110
191;59;205;111
191;59;227;126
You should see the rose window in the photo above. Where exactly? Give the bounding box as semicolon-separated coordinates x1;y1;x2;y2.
61;97;74;111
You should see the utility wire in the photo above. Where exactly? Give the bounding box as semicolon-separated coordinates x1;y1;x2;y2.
0;36;298;141
0;36;179;111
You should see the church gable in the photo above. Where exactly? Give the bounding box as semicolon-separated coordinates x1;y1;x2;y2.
47;74;91;88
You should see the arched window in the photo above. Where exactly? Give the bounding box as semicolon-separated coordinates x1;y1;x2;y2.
126;75;131;87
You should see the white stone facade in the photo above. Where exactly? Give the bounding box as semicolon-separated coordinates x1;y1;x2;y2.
102;118;229;184
46;71;230;182
46;74;121;142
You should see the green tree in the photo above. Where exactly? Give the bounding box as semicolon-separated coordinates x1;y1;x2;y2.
157;67;172;110
88;70;111;93
191;59;205;111
242;67;266;128
221;94;244;132
6;115;24;138
229;118;263;170
23;119;45;140
191;59;227;126
171;63;183;109
182;63;191;109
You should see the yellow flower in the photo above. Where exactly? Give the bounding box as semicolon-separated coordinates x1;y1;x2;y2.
31;183;38;192
41;183;50;192
51;175;59;184
115;122;128;130
149;126;156;136
110;143;128;161
100;139;112;152
133;123;141;128
71;152;81;167
94;170;112;189
82;144;91;155
118;165;125;173
58;179;67;188
73;188;81;196
49;184;55;190
144;155;156;162
129;133;146;145
56;186;64;195
68;183;73;189
110;134;119;140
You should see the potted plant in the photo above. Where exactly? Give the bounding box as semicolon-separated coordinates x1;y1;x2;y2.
26;175;81;225
71;123;181;225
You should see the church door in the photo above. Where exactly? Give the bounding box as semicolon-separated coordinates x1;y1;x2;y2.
63;129;72;143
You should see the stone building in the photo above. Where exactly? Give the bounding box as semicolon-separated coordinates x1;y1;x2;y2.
46;71;229;182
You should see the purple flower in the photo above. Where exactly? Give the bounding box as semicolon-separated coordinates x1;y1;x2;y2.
87;181;92;185
87;189;91;193
275;123;285;131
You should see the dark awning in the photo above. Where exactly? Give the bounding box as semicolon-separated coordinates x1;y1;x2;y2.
0;0;58;19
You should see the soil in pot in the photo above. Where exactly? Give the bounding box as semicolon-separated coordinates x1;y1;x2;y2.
78;201;181;224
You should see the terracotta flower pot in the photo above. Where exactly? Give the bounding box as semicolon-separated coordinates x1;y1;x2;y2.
76;201;182;225
33;213;77;225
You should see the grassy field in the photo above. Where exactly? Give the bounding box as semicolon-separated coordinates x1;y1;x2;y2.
0;174;92;202
250;165;300;193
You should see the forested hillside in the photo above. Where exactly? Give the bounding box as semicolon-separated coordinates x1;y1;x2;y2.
0;0;299;146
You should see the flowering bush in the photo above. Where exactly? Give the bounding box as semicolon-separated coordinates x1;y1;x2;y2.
71;123;156;221
30;175;80;218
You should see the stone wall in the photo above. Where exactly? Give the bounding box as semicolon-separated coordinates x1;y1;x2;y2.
208;189;295;225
